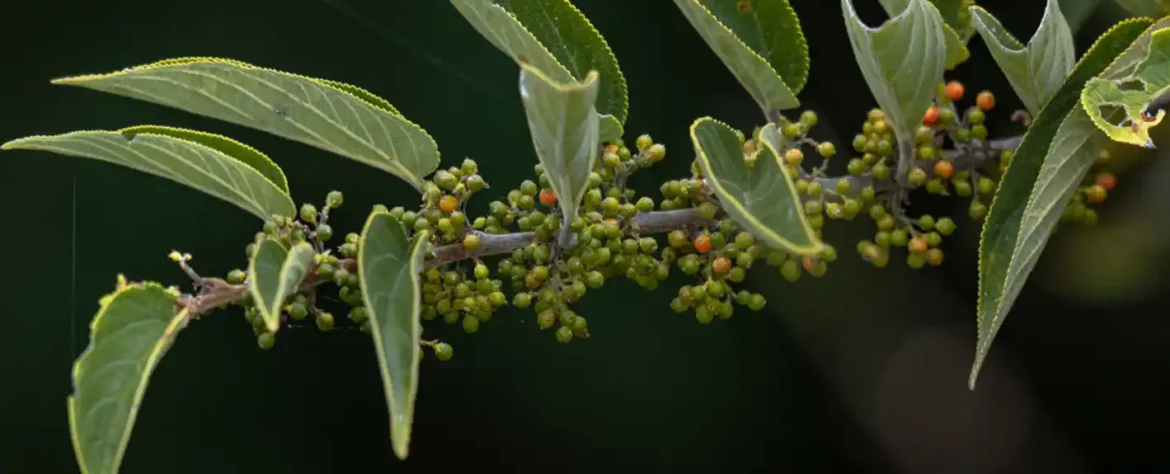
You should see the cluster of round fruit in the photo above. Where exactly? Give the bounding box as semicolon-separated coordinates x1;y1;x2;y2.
1062;148;1118;227
856;207;957;269
420;261;508;336
391;158;485;247
668;222;784;322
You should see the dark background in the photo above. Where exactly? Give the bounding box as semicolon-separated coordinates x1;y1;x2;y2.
3;0;1170;472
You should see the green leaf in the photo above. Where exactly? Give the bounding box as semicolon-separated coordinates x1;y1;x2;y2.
69;280;190;474
247;240;316;333
972;17;1153;389
448;0;628;126
690;118;823;255
673;0;804;116
878;0;972;69
49;57;439;189
598;114;623;144
518;63;601;246
843;0;947;177
930;0;974;35
0;126;296;221
358;211;430;460
969;0;1076;115
1113;0;1170;17
1081;26;1170;148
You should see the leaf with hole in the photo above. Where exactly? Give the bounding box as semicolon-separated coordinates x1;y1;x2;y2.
358;212;430;460
247;239;316;333
448;0;627;135
1082;26;1170;148
969;0;1076;115
0;126;296;221
49;57;439;189
68;280;190;474
973;17;1152;389
690;118;822;255
843;0;947;177
673;0;807;117
878;0;971;70
518;63;601;247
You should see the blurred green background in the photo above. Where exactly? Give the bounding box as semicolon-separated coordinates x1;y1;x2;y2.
2;0;1170;472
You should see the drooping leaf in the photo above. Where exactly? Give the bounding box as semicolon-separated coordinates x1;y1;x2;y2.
518;63;601;246
690;118;823;255
49;57;439;189
843;0;947;176
972;17;1153;389
68;280;190;474
1082;26;1170;148
1;126;296;221
673;0;804;117
969;0;1076;115
1113;0;1170;17
448;0;628;127
358;212;430;460
878;0;971;69
247;240;316;333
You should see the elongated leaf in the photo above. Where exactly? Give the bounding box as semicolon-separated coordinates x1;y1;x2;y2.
49;57;439;189
878;0;971;69
518;63;600;246
69;280;190;474
358;212;430;460
1082;26;1170;148
673;0;803;116
930;0;973;34
1113;0;1170;17
247;240;315;333
973;17;1153;389
1;127;296;220
691;118;822;254
843;0;947;176
448;0;628;128
969;0;1076;115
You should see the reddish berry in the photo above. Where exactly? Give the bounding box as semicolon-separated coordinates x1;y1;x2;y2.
923;106;940;126
933;160;954;179
711;256;731;275
539;188;557;206
801;256;817;273
694;234;712;254
945;81;964;101
439;195;458;213
908;237;929;254
1096;173;1116;191
976;90;995;111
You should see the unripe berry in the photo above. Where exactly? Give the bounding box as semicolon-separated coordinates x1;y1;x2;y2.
433;342;454;360
817;141;836;158
257;332;275;350
636;134;653;152
908;237;929;254
325;191;344;209
918;214;935;231
969;200;987;219
1085;184;1107;203
463;233;481;250
316;312;335;331
908;168;928;186
697;202;719;220
977;177;996;195
784;148;804;166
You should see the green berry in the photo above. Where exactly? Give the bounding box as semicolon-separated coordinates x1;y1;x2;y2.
697;202;718;220
300;203;318;224
325;191;344;209
977;177;996;195
918;215;935;231
316;312;335;331
935;217;956;236
257;332;275;350
349;307;369;324
780;259;801;282
636;197;655;213
513;292;532;308
288;302;308;320
555;326;574;343
462;314;480;334
433;342;454;361
817;141;836;157
226;269;247;284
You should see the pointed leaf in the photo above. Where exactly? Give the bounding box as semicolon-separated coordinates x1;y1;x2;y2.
1;126;296;221
973;17;1152;389
247;240;315;333
1113;0;1170;17
673;0;803;116
843;0;947;173
969;0;1076;115
691;118;823;254
358;212;430;460
449;0;628;126
69;281;190;474
518;63;600;245
878;0;972;69
49;57;439;189
1082;26;1170;148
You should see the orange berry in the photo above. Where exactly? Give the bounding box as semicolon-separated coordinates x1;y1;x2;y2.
438;195;458;213
539;188;557;206
933;160;954;179
923;106;940;126
945;80;964;101
1096;172;1116;191
908;237;929;254
976;90;995;111
1086;184;1107;204
801;255;817;273
604;144;619;154
712;256;732;275
694;234;712;254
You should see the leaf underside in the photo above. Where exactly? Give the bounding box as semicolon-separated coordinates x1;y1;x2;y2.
358;212;430;460
0;127;296;221
877;0;971;69
972;17;1154;389
69;282;189;474
691;118;822;254
48;57;439;189
969;0;1076;115
248;239;316;333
